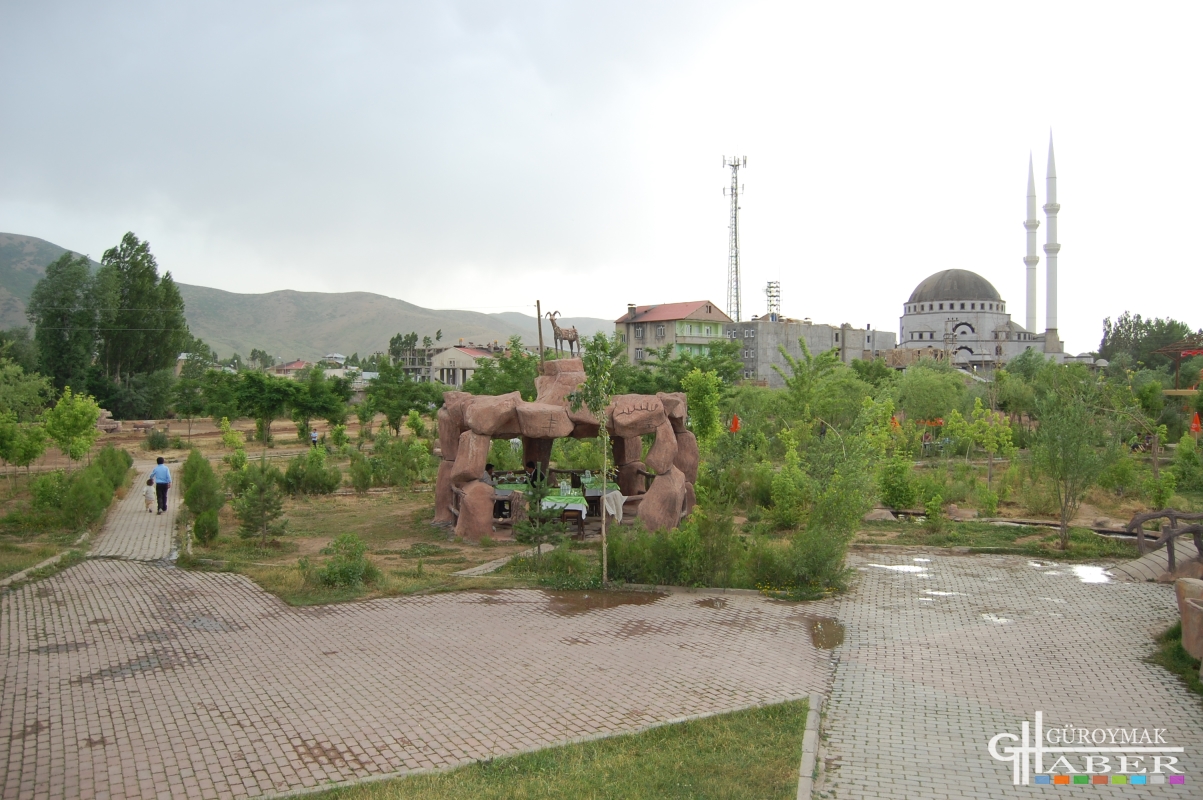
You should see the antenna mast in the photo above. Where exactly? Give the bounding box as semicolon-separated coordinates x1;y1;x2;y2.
723;155;746;321
766;280;780;320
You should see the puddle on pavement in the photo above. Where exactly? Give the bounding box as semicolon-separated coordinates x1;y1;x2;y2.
542;590;666;616
867;563;928;573
788;614;846;649
695;598;727;609
1069;565;1112;583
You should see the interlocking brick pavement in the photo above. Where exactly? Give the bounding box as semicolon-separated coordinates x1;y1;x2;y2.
818;553;1203;798
89;466;178;562
0;561;835;799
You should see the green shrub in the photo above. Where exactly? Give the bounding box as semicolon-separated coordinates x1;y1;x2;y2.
95;446;133;490
330;424;348;448
193;510;220;545
60;466;114;528
169;436;184;449
143;429;169;451
183;451;224;517
608;509;741;588
283;447;342;495
976;487;999;517
769;458;810;530
924;494;945;534
488;438;523;472
371;435;435;487
1142;471;1177;510
232;460;286;544
878;456;917;510
1099;453;1139;496
30;470;69;511
1173;436;1203;492
404;410;426;438
318;533;378;587
349;452;373;493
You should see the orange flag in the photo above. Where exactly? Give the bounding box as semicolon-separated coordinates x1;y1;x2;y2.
729;413;741;433
1192;412;1201;434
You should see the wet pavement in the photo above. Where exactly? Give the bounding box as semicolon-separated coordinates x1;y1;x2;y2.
818;553;1203;798
0;564;834;799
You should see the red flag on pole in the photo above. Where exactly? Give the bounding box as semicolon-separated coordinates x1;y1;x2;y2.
730;413;741;433
1191;412;1201;434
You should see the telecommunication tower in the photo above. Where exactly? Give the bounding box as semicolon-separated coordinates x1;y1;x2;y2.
723;156;746;321
766;280;780;321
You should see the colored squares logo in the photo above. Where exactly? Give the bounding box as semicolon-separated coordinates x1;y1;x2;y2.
1035;773;1185;787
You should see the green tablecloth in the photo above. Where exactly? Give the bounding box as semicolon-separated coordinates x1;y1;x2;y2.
581;479;620;495
543;495;588;516
495;483;528;493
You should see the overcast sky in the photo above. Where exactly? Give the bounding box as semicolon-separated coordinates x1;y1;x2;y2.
2;1;1200;354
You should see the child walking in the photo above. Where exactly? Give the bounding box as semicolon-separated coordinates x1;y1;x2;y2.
143;478;155;513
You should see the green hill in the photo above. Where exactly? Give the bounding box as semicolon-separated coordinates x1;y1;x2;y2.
0;232;611;360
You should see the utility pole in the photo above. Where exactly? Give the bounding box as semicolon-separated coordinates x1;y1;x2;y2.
536;300;545;371
723;156;746;322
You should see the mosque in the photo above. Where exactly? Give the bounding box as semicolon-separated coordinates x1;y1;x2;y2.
899;137;1069;368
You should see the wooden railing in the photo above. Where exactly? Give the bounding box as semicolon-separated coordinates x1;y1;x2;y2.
1126;510;1203;572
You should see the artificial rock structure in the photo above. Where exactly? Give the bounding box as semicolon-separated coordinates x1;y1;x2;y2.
433;358;697;541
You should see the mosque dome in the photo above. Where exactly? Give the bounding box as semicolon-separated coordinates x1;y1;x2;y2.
907;269;1002;304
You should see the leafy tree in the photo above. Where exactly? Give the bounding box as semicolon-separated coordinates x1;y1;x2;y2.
182;449;224;544
1032;395;1106;550
231;458;285;546
290;367;344;439
0;327;40;374
1003;348;1048;383
87;367;175;420
173;355;209;440
236;370;296;448
202;369;241;423
355;396;378;440
7;424;48;475
26;252;96;391
248;348;274;370
1100;311;1198;370
896;363;966;422
461;336;540;399
850;357;895;389
570;331;616;582
93;232;189;380
681;368;722;449
42;387;101;464
773;337;841;421
366;361;444;433
968;396;1016;486
0;358;54;422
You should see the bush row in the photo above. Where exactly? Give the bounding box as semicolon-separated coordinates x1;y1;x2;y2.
29;446;133;530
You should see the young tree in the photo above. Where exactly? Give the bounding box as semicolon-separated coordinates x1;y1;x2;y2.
366;361;443;433
202;369;241;423
182;449;225;545
570;331;616;583
7;424;48;476
231;458;285;547
1032;395;1105;550
461;336;540;399
236;370;296;449
681;368;722;449
26;252;97;391
969;397;1016;487
0;359;54;422
42;387;101;465
173;354;210;440
290;367;343;440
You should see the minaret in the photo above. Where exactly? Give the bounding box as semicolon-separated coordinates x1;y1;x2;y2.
1023;154;1040;333
1042;133;1062;352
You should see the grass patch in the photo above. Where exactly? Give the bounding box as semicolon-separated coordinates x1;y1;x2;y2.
855;520;1139;560
313;699;808;800
0;541;64;579
1148;622;1203;700
1;549;85;590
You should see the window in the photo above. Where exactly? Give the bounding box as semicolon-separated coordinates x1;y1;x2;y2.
634;324;644;339
835;332;840;342
635;348;644;361
971;303;975;310
960;303;965;310
656;324;665;338
705;305;712;313
939;303;944;310
449;359;455;367
743;370;751;379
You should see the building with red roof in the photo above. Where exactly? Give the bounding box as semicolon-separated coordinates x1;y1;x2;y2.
614;301;732;364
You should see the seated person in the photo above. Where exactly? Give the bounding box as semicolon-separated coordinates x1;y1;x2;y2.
524;460;546;487
481;463;497;486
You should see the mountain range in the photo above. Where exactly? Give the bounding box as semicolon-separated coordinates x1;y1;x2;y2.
0;232;612;360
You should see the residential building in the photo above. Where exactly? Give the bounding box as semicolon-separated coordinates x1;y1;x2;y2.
430;345;498;388
614;301;733;365
728;318;896;387
271;360;310;379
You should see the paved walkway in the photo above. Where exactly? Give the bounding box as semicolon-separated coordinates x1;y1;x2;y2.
89;466;178;562
817;553;1202;798
0;562;834;799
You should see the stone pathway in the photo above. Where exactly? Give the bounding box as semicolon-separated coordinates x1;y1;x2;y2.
89;467;178;562
817;553;1202;798
0;562;834;799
